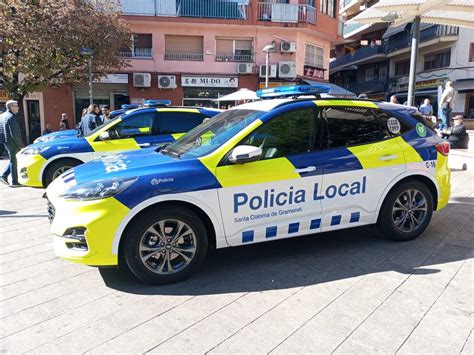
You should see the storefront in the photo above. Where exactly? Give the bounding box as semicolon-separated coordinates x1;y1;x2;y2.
455;79;474;119
73;74;129;123
181;75;238;109
390;78;445;111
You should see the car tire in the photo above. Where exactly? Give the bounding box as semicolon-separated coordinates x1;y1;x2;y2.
377;180;434;241
123;206;208;285
43;159;81;187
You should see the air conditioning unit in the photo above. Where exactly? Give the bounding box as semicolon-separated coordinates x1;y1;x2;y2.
158;75;177;89
278;61;296;78
281;41;296;53
133;73;151;87
259;64;277;78
237;63;253;74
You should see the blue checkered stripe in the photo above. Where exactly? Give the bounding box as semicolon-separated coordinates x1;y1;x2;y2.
241;211;361;243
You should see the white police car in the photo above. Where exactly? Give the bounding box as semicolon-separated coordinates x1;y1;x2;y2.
45;85;451;284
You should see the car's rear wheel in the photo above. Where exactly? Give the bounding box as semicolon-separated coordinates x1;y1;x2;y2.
44;159;81;187
377;180;433;241
123;206;208;284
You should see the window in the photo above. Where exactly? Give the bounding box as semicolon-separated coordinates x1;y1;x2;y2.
111;112;156;139
320;0;336;17
159;112;206;134
469;43;474;62
379;66;387;81
241;108;315;160
365;68;376;81
323;107;386;148
424;50;450;70
165;35;204;61
395;60;410;76
119;34;152;59
305;43;324;68
216;38;253;62
377;112;412;134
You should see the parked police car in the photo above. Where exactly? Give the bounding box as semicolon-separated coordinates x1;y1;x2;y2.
45;85;451;284
17;101;221;187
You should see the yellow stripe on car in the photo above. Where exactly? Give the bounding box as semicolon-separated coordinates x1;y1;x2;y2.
313;100;378;108
16;153;47;187
171;133;185;139
435;152;450;210
349;137;410;169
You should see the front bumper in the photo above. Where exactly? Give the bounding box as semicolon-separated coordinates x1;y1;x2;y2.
16;153;47;187
48;195;131;266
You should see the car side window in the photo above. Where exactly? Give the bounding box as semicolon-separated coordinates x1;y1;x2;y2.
323;107;387;148
159;112;206;134
241;108;315;160
377;111;412;135
110;112;155;139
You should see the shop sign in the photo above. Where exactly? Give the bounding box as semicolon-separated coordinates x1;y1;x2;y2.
97;74;129;84
303;65;326;79
258;82;293;89
399;79;443;91
131;98;145;105
181;76;238;88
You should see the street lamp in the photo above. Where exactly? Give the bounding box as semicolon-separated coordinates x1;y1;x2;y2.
262;44;276;89
80;47;94;105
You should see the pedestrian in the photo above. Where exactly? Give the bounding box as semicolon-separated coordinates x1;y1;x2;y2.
0;100;24;187
100;105;112;123
42;124;53;135
77;104;101;137
59;113;70;130
419;98;433;117
439;81;455;130
439;115;469;149
390;95;399;104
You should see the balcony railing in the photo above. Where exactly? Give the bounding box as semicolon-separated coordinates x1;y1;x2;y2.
257;3;316;25
121;0;248;19
330;45;387;70
118;47;153;59
342;22;367;37
215;54;254;62
387;25;459;53
164;52;204;61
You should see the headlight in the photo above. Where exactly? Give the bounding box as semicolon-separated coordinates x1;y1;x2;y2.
21;146;51;155
60;177;137;201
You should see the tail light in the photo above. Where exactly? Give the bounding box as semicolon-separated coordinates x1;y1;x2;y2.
435;141;450;156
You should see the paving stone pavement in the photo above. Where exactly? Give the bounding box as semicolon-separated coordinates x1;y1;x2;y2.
0;157;472;354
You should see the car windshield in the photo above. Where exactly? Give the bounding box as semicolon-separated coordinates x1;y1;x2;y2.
85;115;122;137
161;109;263;159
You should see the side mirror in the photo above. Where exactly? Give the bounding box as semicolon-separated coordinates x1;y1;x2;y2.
99;131;110;140
229;145;262;164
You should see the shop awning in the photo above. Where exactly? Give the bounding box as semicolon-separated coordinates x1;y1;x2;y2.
382;24;407;39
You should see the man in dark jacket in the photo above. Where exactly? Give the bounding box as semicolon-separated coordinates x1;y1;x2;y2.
0;100;24;187
77;104;101;137
439;115;469;149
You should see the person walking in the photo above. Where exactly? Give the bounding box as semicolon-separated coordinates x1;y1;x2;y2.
0;100;24;187
77;104;101;136
439;81;455;130
59;113;70;130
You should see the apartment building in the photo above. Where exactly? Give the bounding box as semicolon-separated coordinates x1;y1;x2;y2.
18;0;339;143
330;0;474;119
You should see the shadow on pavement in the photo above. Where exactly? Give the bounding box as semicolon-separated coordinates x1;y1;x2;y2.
99;197;473;296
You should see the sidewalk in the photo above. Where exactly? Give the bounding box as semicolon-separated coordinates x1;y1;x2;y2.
448;130;474;170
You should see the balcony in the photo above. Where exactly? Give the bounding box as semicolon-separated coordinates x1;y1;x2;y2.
387;25;459;53
215;54;254;62
342;22;368;37
330;45;387;72
121;0;248;20
257;3;316;25
118;47;153;59
164;52;204;61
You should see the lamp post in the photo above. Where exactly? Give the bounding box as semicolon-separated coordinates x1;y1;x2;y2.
80;47;94;105
262;44;276;89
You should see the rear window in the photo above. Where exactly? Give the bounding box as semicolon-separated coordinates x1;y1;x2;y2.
411;112;437;131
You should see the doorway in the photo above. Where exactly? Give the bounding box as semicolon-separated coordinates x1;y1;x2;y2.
113;93;130;110
27;100;41;144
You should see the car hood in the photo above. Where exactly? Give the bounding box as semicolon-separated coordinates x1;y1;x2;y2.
34;129;76;143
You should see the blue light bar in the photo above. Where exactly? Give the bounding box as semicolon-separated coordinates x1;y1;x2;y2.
256;85;331;99
143;99;172;107
121;104;139;110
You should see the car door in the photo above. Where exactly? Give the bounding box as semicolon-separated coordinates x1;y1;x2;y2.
91;111;158;156
318;105;406;231
215;104;325;246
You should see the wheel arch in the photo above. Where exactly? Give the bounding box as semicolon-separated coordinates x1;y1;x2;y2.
41;156;85;186
376;171;439;215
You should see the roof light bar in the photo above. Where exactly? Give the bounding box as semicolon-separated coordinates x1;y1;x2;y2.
143;99;172;107
256;85;331;99
120;104;139;110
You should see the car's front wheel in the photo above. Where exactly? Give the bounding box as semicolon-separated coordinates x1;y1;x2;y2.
44;159;81;187
377;180;434;241
123;206;208;284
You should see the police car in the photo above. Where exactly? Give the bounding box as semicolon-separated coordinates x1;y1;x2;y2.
17;101;221;187
45;85;451;284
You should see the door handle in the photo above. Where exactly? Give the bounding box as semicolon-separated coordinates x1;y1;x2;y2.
294;166;317;174
379;154;398;161
138;143;151;148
